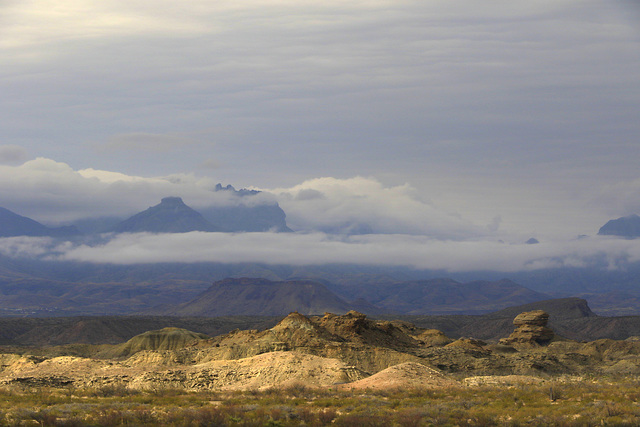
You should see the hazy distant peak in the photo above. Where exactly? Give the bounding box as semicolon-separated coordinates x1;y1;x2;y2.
598;214;640;238
109;197;218;234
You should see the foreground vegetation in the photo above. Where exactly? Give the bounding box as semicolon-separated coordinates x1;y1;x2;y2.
0;378;639;426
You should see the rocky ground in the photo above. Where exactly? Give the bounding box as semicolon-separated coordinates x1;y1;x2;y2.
1;310;639;393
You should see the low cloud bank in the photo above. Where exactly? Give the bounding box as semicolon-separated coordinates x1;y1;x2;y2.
0;232;638;273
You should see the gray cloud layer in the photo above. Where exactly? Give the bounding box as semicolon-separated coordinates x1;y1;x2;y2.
2;1;638;185
0;232;637;273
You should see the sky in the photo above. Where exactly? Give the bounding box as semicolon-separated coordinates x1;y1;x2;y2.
1;1;640;272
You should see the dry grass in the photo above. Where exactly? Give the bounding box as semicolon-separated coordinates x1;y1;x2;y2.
0;378;639;425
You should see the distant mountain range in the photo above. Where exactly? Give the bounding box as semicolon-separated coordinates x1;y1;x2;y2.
0;184;291;237
3;297;640;347
354;278;549;315
156;277;551;317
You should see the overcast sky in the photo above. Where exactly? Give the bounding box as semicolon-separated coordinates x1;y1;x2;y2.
1;1;640;270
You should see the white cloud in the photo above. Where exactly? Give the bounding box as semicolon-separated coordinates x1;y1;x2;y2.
77;168;165;184
268;176;482;238
0;232;633;273
3;0;638;187
0;236;58;258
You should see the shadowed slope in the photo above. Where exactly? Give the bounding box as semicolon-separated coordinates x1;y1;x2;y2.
171;278;353;316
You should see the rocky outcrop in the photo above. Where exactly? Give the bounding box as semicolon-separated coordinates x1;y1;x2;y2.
318;311;421;349
415;329;453;347
202;311;426;374
513;310;549;327
499;310;554;347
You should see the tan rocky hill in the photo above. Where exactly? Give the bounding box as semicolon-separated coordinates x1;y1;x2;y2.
2;310;640;392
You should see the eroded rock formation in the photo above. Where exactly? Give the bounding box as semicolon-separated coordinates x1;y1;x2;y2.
499;310;554;347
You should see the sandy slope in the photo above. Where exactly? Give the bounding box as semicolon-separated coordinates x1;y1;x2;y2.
339;362;459;390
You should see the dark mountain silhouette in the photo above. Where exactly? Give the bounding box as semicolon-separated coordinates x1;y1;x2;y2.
200;184;292;232
109;197;218;233
598;214;640;238
0;207;80;238
170;277;354;316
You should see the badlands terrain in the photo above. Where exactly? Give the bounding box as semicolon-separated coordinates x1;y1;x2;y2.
1;308;640;425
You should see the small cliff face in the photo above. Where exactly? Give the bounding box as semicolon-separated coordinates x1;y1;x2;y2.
499;310;554;347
